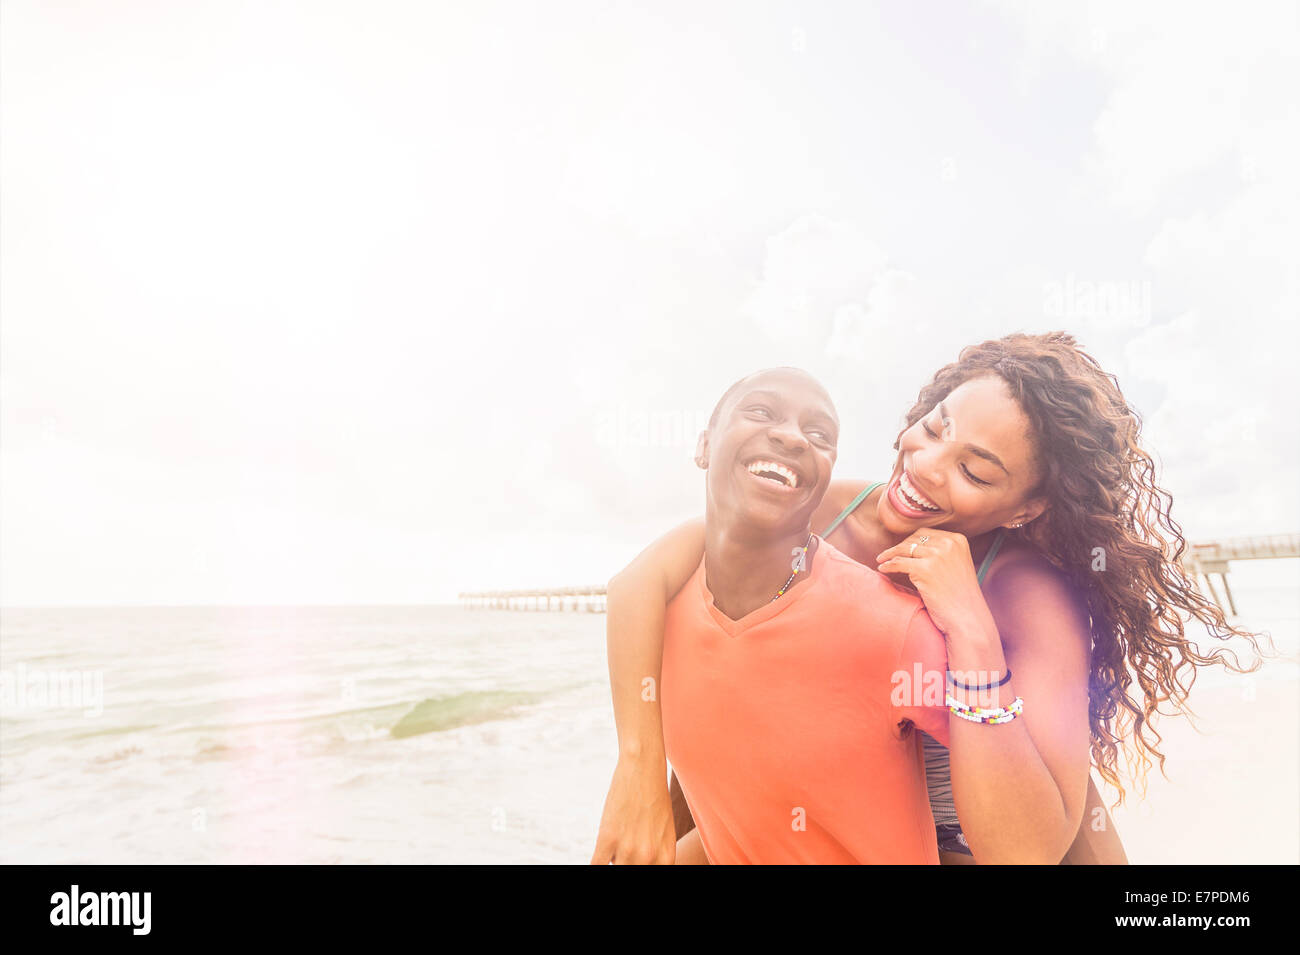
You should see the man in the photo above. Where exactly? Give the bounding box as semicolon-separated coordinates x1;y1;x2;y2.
660;367;951;864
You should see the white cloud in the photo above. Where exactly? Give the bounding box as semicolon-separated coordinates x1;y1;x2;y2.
3;1;1296;603
994;0;1300;535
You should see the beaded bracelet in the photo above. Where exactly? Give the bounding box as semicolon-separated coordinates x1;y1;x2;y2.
946;693;1023;725
946;668;1012;691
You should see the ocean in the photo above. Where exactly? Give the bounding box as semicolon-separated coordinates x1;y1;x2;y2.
0;605;613;863
1;560;1295;864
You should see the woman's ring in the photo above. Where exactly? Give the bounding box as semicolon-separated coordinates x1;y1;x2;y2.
909;542;919;557
910;534;930;557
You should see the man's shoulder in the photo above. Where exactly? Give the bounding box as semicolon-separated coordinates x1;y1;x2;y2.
813;538;924;614
813;537;881;582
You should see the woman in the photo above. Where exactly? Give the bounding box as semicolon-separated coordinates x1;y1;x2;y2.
591;331;1267;865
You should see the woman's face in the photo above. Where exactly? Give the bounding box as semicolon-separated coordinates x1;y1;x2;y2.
878;374;1048;538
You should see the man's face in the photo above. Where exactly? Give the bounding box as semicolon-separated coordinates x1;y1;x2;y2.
697;369;839;536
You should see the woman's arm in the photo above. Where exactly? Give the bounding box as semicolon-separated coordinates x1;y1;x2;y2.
878;534;1092;864
950;553;1092;863
590;517;706;865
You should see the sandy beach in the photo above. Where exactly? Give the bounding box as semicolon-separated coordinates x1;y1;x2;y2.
1099;672;1299;865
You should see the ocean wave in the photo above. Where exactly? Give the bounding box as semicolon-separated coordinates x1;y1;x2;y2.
92;744;144;763
388;690;542;739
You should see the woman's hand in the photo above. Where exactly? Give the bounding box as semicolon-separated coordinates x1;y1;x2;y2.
590;756;676;865
876;529;996;638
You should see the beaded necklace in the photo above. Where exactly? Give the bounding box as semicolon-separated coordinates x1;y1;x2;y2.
772;532;815;601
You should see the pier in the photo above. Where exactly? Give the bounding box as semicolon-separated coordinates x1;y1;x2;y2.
457;585;607;612
458;534;1298;614
1180;533;1299;615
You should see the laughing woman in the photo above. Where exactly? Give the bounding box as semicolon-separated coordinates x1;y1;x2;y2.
591;331;1268;865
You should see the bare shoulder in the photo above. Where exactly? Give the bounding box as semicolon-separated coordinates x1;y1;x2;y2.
814;479;885;563
819;479;873;520
982;543;1091;654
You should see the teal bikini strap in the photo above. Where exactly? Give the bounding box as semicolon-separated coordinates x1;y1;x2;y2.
821;481;885;538
822;485;1007;581
976;527;1008;585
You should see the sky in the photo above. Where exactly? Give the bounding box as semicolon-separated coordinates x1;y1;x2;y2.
2;0;1297;606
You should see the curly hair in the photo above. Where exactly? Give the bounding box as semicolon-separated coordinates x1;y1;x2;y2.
898;331;1271;802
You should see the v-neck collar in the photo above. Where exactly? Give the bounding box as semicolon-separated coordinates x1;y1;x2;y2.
698;535;826;637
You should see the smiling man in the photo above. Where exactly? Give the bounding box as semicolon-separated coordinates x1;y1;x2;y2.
659;367;952;864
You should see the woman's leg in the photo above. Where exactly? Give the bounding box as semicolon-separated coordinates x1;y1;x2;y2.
1061;774;1129;864
675;826;710;864
669;770;696;839
938;850;978;865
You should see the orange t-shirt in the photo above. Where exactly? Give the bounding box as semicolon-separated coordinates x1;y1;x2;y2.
661;537;951;865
